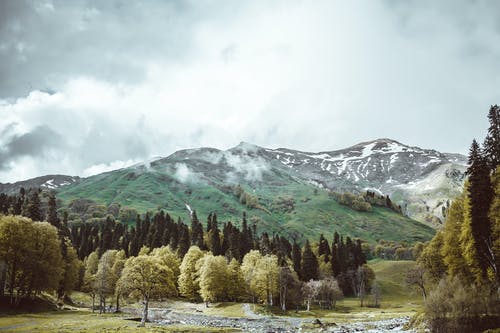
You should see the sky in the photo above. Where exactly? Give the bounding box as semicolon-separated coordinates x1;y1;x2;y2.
0;0;499;182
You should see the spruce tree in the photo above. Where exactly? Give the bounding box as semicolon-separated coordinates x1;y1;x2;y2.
292;241;302;278
466;140;494;278
318;234;331;262
46;192;60;228
190;211;204;248
484;105;500;171
301;240;319;281
178;224;191;257
208;214;221;255
26;189;42;221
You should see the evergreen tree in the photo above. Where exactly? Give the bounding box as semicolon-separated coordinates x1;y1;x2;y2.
484;105;500;171
46;192;60;229
466;140;494;279
26;189;42;221
178;224;191;257
208;214;221;255
292;241;302;278
301;240;319;281
190;211;204;248
99;217;114;256
318;234;331;262
240;212;252;256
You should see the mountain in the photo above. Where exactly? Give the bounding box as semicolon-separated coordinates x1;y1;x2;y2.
262;138;467;225
0;175;80;195
1;139;465;241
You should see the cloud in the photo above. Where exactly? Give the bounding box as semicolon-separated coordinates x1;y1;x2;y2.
82;159;141;177
0;0;499;182
0;124;63;170
172;163;201;184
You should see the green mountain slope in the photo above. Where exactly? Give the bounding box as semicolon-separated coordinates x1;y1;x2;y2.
57;146;434;243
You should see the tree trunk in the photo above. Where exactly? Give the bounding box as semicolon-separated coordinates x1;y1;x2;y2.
0;262;6;298
140;296;149;327
115;293;120;312
91;294;95;313
421;286;427;301
9;261;16;304
281;288;286;311
307;300;310;311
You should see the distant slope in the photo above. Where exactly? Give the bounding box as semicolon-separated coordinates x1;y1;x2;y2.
57;143;434;243
0;175;80;195
369;260;421;302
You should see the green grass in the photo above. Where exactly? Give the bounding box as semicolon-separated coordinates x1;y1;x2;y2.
57;164;435;244
0;311;240;333
250;259;423;322
369;259;423;303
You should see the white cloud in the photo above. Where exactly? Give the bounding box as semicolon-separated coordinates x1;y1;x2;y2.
0;0;499;182
82;159;141;177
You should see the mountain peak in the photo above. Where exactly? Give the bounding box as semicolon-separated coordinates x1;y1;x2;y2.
229;141;263;153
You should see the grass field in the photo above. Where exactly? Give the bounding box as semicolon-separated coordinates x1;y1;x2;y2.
0;311;240;333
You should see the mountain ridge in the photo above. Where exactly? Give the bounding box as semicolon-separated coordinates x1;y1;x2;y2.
0;138;467;227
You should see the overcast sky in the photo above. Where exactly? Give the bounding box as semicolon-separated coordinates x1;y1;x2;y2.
0;0;499;182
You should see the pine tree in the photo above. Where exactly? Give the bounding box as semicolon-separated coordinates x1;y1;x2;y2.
240;212;252;256
178;224;191;257
318;234;331;262
99;217;114;256
301;240;319;281
26;189;42;221
484;105;500;171
190;211;204;248
208;214;221;255
46;192;60;229
292;241;302;278
466;140;494;279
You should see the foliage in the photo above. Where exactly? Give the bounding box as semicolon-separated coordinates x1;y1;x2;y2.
178;246;204;300
117;254;176;325
0;215;63;304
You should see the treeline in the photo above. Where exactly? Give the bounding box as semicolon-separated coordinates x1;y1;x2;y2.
0;212;378;326
0;200;376;307
329;191;403;214
411;105;500;333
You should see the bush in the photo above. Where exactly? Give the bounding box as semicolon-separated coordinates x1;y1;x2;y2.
425;277;500;333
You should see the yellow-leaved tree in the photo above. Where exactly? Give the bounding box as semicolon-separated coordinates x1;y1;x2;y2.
117;254;176;326
178;246;204;300
197;254;229;306
0;216;63;305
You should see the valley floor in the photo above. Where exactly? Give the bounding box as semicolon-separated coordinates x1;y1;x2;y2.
0;260;423;332
0;297;421;333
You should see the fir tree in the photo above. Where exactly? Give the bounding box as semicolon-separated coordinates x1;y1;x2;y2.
208;214;221;255
46;192;60;229
292;241;302;278
26;189;42;221
301;240;319;281
318;234;331;262
484;105;500;171
178;224;191;257
466;140;494;279
190;211;204;248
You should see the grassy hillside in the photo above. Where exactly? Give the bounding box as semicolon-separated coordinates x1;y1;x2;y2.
369;259;422;303
57;164;434;243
